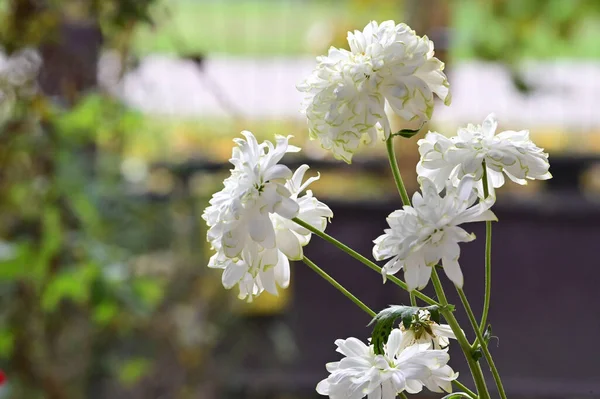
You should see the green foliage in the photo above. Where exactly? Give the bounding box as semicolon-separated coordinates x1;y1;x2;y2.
117;357;153;387
392;126;424;139
368;304;451;355
472;324;493;362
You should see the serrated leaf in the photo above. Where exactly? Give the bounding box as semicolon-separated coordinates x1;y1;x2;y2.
368;304;449;355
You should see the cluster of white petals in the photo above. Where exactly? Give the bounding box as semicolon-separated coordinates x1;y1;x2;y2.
0;48;41;123
398;310;456;351
373;175;496;290
418;114;552;196
203;131;332;301
297;20;450;163
316;329;457;399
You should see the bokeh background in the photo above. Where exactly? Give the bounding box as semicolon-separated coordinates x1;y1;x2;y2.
1;0;600;398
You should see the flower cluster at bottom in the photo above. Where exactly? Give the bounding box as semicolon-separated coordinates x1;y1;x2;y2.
317;328;457;399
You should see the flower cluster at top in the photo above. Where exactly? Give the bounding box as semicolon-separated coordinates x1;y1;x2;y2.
317;311;457;399
203;131;332;302
297;20;450;163
0;48;41;124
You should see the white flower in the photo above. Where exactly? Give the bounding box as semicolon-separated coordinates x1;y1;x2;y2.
417;114;552;196
298;20;450;163
203;131;300;257
271;164;333;260
204;132;332;301
398;310;455;351
373;175;496;290
316;329;457;398
208;242;290;302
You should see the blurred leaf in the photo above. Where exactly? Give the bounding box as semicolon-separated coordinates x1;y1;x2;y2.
132;279;164;309
34;205;63;279
41;263;99;312
117;357;152;387
0;242;33;281
0;328;14;358
93;301;119;326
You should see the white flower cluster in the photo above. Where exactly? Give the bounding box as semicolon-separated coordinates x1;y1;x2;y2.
374;114;551;290
207;18;553;399
418;113;552;196
0;48;42;124
373;175;496;290
298;20;450;163
203;131;332;301
317;325;457;399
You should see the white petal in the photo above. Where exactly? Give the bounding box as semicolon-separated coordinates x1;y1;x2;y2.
442;258;464;288
276;228;303;260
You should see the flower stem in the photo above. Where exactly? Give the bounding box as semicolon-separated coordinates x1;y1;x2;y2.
452;380;477;399
456;288;507;399
385;136;411;206
302;256;376;318
292;217;439;306
430;268;491;399
399;393;409;399
409;291;417;306
480;162;492;333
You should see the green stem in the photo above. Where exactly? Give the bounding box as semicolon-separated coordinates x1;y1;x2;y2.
385;136;411;206
480;162;492;333
409;291;417;306
399;393;409;399
302;256;376;318
292;217;439;306
452;380;477;399
430;268;491;399
457;288;507;399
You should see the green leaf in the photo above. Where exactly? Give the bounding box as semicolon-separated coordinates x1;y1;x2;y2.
41;263;99;312
391;122;426;139
392;128;422;139
472;324;493;361
368;304;452;355
117;357;152;387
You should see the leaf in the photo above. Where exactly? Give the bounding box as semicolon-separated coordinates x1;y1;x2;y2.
41;263;99;312
391;122;426;139
117;358;152;387
368;304;452;355
472;324;493;361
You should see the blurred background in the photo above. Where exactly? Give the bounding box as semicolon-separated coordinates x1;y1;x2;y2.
1;0;600;398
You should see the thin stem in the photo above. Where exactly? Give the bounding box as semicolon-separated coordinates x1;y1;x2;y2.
457;288;507;399
480;162;492;332
302;256;376;318
292;217;439;306
452;380;478;399
430;268;491;399
399;393;409;399
409;291;417;307
385;136;411;206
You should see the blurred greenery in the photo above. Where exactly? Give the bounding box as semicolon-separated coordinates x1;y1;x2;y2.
0;1;239;398
0;0;598;397
132;0;600;59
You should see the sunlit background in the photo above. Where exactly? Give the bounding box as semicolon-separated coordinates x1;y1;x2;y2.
1;0;599;398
